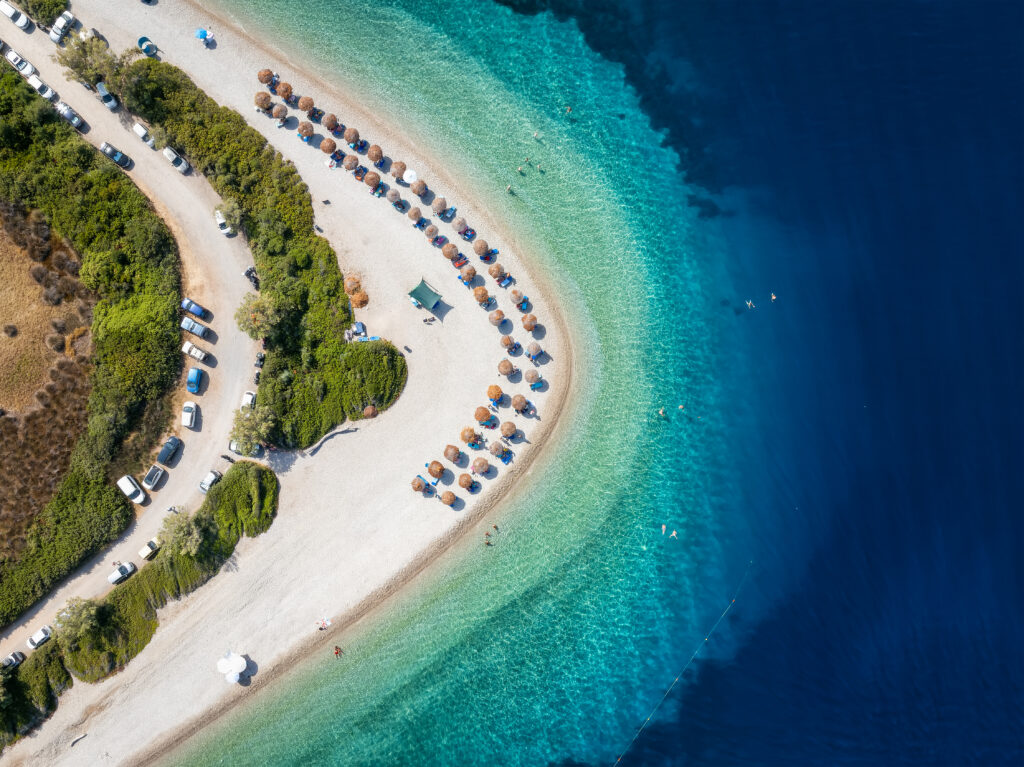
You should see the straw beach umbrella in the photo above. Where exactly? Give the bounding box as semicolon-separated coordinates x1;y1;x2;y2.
428;460;444;479
500;335;514;348
473;286;489;303
343;155;358;170
510;289;524;305
525;369;540;384
386;188;400;203
321;138;337;154
391;160;407;179
351;290;368;308
452;216;467;233
444;444;461;462
432;197;447;214
363;405;377;418
472;457;489;474
442;242;458;260
473;239;489;256
501;421;517;438
441;491;456;506
365;171;381;187
461;265;476;280
411;179;427;197
272;104;288;119
489;441;505;457
255;92;271;110
527;342;543;360
488;309;505;326
424;224;439;239
277;82;293;100
344;275;361;294
522;314;537;331
474;406;492;423
368;144;383;163
323;113;338;130
298;121;313;137
488;263;505;279
407;206;422;221
458;473;474;489
344;127;359;144
298;96;314;114
412;476;426;492
487;384;503;401
461;427;480;444
512;394;528;412
257;68;274;84
498;359;514;376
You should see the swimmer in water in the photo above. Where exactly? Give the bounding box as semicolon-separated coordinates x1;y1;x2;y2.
746;300;755;309
771;292;777;302
670;530;678;539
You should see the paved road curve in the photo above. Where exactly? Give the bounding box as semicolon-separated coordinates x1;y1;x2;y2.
0;17;258;663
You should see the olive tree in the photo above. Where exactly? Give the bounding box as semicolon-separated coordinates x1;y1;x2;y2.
231;405;275;455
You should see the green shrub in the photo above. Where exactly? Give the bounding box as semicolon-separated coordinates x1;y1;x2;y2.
21;0;67;26
120;59;407;448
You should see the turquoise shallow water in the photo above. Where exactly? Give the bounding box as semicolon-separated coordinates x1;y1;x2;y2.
170;1;758;764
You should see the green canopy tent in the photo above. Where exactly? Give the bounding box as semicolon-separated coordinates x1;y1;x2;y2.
408;279;442;311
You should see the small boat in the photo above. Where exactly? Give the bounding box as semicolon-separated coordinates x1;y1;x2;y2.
461;228;476;241
354;166;367;181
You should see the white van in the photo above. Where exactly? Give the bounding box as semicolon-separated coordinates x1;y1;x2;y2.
116;474;146;504
132;121;155;148
0;1;30;30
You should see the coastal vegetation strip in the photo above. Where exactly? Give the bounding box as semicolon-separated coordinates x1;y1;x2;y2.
117;58;408;448
0;70;181;629
0;462;279;752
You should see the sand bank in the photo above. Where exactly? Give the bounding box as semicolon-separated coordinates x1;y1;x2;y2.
2;1;577;765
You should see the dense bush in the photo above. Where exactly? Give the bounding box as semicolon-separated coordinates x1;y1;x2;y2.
0;463;278;747
21;0;67;26
121;59;407;447
0;71;180;627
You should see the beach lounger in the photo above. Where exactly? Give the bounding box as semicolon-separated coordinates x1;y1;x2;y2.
310;107;324;122
499;450;512;464
414;218;428;230
372;181;385;197
478;252;494;263
354;139;369;153
530;381;543;391
508;342;522;355
517;296;529;310
461;228;476;241
433;235;448;247
330;150;345;162
486;248;499;257
452;254;468;268
458;275;472;287
374;158;386;169
442;207;456;220
332;125;345;137
498;275;513;288
354;166;367;181
393;200;407;212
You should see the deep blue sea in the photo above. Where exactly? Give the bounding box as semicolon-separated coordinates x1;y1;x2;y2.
177;0;1023;764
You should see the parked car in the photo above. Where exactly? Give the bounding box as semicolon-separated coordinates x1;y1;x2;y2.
95;81;118;111
199;469;222;493
49;10;74;43
116;474;146;504
162;146;190;174
180;316;209;338
182;340;208;361
186;367;203;394
55;101;84;130
107;562;136;585
229;439;264;458
214;209;233;235
181;400;198;428
156;435;181;465
4;48;34;77
240;390;256;410
0;1;29;30
141;464;164;491
180;297;207;318
138;539;161;560
132;121;156;147
26;625;52;650
26;74;57;102
2;651;26;669
99;142;132;169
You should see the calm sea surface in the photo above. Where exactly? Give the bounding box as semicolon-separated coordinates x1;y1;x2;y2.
172;1;1023;764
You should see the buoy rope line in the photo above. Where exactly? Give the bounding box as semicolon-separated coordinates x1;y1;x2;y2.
614;561;753;765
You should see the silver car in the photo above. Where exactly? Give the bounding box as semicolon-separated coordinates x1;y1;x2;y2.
163;146;190;174
4;48;34;78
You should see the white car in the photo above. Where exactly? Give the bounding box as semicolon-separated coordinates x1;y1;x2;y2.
27;74;57;102
49;10;74;43
26;625;52;650
162;146;190;174
0;1;29;30
107;562;136;585
132;121;155;148
199;469;222;493
141;464;164;491
181;400;198;428
215;209;232;235
139;538;161;560
240;390;256;410
116;474;146;504
4;48;34;78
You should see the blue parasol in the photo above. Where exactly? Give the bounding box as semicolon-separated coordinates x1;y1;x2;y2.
195;28;208;40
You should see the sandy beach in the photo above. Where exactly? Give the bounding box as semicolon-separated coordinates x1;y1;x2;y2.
1;1;575;765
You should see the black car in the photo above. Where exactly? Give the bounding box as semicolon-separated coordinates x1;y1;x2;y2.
156;435;181;465
99;141;131;168
2;651;26;670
